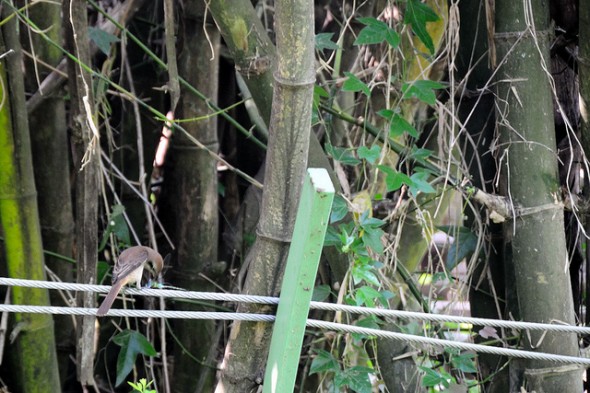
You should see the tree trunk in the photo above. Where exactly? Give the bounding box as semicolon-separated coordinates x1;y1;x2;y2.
169;2;220;392
0;11;61;392
208;0;338;186
63;0;99;386
495;1;582;390
214;0;315;390
19;0;76;385
457;1;509;391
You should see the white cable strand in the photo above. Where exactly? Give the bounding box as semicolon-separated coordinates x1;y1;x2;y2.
1;303;590;366
0;277;279;305
308;302;590;335
305;319;590;366
0;304;276;322
2;277;590;334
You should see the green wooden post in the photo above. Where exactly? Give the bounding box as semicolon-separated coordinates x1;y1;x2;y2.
263;168;334;393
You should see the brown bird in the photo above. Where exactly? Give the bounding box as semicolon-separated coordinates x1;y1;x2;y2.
96;246;164;317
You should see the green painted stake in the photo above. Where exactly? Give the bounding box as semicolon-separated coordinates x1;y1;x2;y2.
263;168;335;393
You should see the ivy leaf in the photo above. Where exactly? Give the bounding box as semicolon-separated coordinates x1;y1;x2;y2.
325;143;361;166
409;171;436;195
451;352;478;373
390;114;419;138
355;285;384;308
99;204;130;250
310;349;340;374
419;366;452;388
378;165;413;192
402;80;445;106
377;108;394;119
313;85;329;107
113;330;158;386
377;109;418;138
355;314;382;330
335;366;374;393
315;32;339;50
355;17;400;48
324;225;342;247
438;226;479;270
404;0;440;54
312;284;332;302
352;263;380;286
357;145;381;164
88;27;120;56
330;194;349;223
409;146;433;161
342;71;371;97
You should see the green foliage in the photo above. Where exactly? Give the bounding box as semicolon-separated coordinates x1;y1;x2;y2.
404;0;440;54
315;32;340;50
310;350;375;393
402;80;445;106
438;226;479;270
410;146;434;161
325;142;361;166
112;330;158;387
352;285;393;308
309;349;340;375
377;165;436;195
88;27;120;56
377;108;419;138
354;17;400;48
342;71;371;97
334;366;374;393
312;284;332;302
128;378;156;393
418;349;479;392
419;366;453;389
330;194;349;223
357;145;381;164
99;204;130;250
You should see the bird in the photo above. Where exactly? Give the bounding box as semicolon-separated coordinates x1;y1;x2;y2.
96;246;164;317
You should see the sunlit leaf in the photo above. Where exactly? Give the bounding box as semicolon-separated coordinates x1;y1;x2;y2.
404;0;439;54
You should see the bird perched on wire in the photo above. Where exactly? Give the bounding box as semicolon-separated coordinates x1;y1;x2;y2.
97;246;164;317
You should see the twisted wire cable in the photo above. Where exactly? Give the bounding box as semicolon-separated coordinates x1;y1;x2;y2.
2;277;589;335
1;303;589;366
